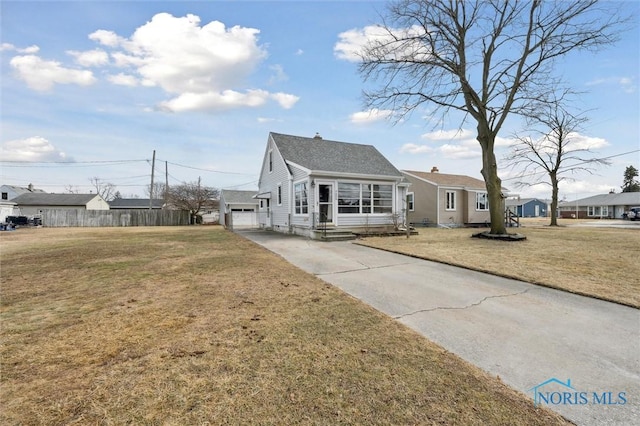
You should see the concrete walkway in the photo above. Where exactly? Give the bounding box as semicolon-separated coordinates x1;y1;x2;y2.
238;230;639;426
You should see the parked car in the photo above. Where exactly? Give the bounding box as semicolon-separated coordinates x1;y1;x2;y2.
626;207;640;221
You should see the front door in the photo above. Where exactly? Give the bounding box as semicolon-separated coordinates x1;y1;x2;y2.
318;183;334;225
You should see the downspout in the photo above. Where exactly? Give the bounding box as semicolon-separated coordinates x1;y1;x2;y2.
288;173;293;233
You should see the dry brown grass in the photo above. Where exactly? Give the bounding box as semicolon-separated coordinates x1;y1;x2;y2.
358;219;640;308
1;226;569;425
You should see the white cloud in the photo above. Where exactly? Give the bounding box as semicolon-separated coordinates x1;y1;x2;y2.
565;132;609;150
270;92;299;109
92;12;298;112
89;29;126;48
107;73;138;87
439;143;481;159
67;49;109;67
558;180;614;195
158;89;271;112
1;43;40;53
350;108;394;124
335;24;427;63
295;48;304;56
400;143;433;154
586;76;636;93
268;64;288;84
421;129;475;141
0;136;71;162
9;55;96;91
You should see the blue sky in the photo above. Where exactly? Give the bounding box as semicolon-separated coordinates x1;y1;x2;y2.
1;0;638;201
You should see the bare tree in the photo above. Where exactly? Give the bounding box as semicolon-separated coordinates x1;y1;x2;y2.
166;177;219;224
505;101;610;226
145;182;167;200
89;177;117;201
357;0;625;235
64;185;80;194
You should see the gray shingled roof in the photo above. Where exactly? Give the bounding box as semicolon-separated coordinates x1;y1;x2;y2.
221;190;258;204
109;198;164;209
558;192;640;207
270;132;402;177
11;193;100;206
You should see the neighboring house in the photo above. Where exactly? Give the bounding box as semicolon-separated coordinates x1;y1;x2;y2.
256;132;409;238
0;200;17;222
1;183;46;201
505;198;548;217
402;168;507;227
558;192;640;219
109;198;165;209
11;193;110;216
219;189;258;228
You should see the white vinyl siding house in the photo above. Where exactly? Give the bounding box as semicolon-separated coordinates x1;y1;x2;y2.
256;132;409;238
10;193;110;217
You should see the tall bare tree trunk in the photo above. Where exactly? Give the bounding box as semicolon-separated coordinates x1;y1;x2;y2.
478;131;507;235
550;173;559;226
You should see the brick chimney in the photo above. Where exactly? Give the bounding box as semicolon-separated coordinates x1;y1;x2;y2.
430;166;439;173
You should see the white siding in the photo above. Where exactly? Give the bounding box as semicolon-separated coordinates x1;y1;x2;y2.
257;136;292;230
86;196;110;210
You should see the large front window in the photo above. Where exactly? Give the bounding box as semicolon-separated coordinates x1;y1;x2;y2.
294;182;308;214
338;183;393;214
588;206;608;217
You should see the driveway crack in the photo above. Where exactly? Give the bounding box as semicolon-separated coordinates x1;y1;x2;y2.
316;261;420;276
393;289;529;319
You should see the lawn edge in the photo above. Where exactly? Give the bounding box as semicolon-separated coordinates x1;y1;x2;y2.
353;240;639;310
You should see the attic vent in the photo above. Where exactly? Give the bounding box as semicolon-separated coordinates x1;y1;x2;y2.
313;132;322;139
431;166;439;173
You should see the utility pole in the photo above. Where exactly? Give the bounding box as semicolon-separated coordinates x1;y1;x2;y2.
149;150;156;210
165;161;169;207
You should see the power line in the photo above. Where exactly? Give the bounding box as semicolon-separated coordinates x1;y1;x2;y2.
160;160;257;176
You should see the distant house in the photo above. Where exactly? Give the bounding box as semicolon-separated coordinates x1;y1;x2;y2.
1;183;46;201
219;189;258;228
402;168;507;227
256;132;409;238
505;198;548;217
11;193;110;216
0;200;17;222
109;198;165;210
558;192;640;219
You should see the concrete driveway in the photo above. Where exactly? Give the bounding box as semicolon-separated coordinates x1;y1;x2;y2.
238;229;639;426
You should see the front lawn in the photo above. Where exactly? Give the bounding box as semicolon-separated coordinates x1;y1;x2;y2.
357;222;639;308
0;226;567;424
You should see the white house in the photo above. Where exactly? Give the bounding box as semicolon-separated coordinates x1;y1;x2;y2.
0;200;17;222
11;193;110;216
256;132;409;239
558;192;640;219
1;184;46;201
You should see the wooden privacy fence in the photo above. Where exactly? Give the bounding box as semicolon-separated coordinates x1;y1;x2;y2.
41;209;191;227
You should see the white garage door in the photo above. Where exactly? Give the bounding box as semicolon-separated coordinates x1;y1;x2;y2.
231;211;258;228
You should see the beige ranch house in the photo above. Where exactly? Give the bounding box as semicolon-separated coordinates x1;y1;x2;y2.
402;168;502;227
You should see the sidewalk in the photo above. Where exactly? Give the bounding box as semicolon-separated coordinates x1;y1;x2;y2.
238;229;640;426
